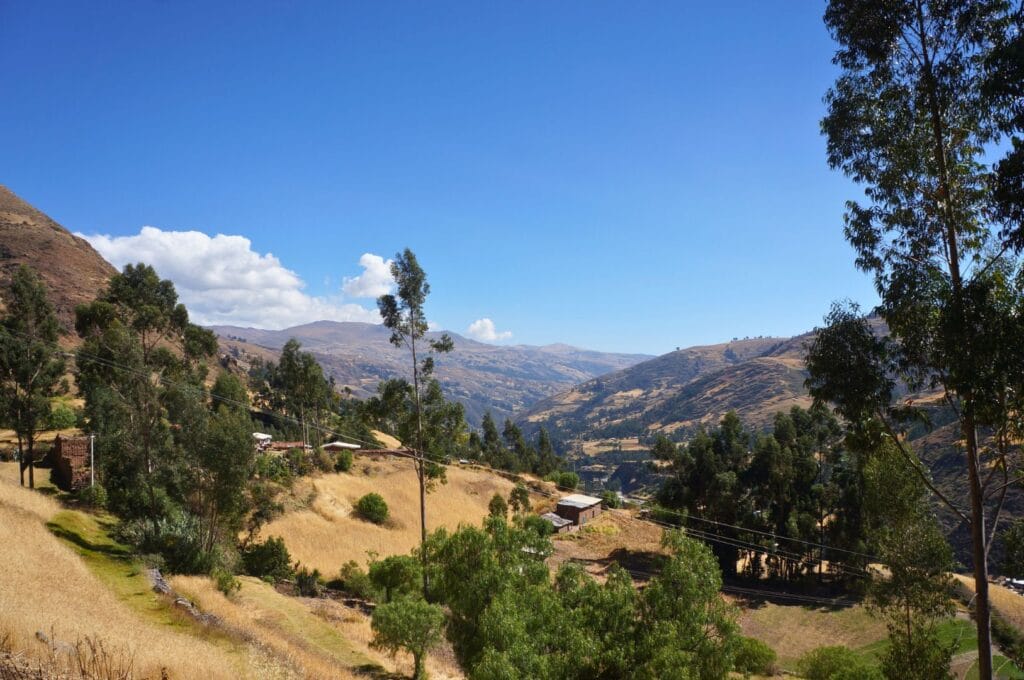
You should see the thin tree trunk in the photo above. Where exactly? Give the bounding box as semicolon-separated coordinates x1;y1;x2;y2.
27;433;34;489
17;432;24;486
966;415;994;680
410;309;429;598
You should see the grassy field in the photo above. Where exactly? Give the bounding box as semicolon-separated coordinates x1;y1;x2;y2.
0;464;245;678
263;454;544;571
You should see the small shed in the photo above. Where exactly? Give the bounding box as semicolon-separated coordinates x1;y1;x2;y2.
322;441;360;452
555;493;603;527
540;512;574;534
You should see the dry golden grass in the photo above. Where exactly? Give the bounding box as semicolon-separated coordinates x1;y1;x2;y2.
0;472;242;679
548;509;667;579
953;574;1024;633
734;600;886;665
172;575;465;679
263;455;535;570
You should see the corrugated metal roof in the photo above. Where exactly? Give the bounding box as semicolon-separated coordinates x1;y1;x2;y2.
540;512;574;528
556;494;602;509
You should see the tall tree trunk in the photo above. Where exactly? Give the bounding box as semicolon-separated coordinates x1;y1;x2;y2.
27;433;34;489
915;2;993;672
410;309;429;598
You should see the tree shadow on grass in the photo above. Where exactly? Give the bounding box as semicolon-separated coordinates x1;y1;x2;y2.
46;520;131;558
352;663;404;679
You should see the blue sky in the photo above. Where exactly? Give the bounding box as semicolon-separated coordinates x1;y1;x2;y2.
1;2;877;355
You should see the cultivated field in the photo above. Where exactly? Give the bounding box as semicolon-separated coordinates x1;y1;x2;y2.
262;454;545;572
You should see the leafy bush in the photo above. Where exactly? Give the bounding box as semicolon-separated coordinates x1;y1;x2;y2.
557;473;581;489
523;514;554;537
733;636;776;676
286;448;314;476
241;536;293;583
295;564;324;597
212;567;241;596
335;449;353;472
256;453;293;485
369;555;421;603
797;645;882;680
356;493;389;524
335;560;376;600
314;447;334;472
600;490;621;509
117;513;216;574
75;483;107;509
47;403;78;430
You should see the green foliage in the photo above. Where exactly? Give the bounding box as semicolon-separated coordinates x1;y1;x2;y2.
241;536;293;583
248;339;335;445
118;513;218;575
337;560;376;600
313;447;334;472
733;636;777;677
255;452;293;486
356;493;389;525
369;555;422;603
334;448;353;473
75;483;107;509
0;265;66;488
295;564;324;597
552;471;579;491
656;407;859;580
210;372;248;409
797;646;882;680
522;514;554;538
47;403;78;430
212;567;241;597
487;493;507;519
599;490;620;509
371;597;446;680
285;447;313;476
426;519;737;679
1002;520;1024;579
509;483;531;515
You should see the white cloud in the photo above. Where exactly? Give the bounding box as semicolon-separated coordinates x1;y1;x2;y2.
80;226;383;329
342;253;395;298
467;318;512;342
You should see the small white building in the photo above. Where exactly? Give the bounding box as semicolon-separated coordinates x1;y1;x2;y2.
322;441;360;452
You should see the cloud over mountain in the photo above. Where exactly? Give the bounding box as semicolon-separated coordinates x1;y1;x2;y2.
81;226;382;329
467;317;512;342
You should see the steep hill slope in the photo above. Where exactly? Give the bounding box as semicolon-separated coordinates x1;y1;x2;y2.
215;321;650;425
519;334;814;441
0;186;115;333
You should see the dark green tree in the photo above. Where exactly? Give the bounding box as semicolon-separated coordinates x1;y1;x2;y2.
369;554;423;603
0;265;65;488
377;248;453;594
75;263;217;525
818;4;1022;674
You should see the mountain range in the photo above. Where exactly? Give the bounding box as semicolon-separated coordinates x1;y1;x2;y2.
213;322;651;425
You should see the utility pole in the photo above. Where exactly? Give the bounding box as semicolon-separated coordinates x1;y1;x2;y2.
90;434;95;487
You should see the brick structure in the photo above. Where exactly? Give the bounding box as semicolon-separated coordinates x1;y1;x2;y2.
555;494;603;527
52;435;91;492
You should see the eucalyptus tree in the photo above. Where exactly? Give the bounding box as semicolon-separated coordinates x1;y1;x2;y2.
816;3;1022;675
0;265;66;488
377;248;453;593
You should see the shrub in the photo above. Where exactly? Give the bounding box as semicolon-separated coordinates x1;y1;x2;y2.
600;490;621;509
314;447;334;472
335;449;353;472
212;567;241;596
557;473;581;489
523;514;554;537
369;555;421;603
295;564;324;597
335;560;376;600
356;493;389;524
75;483;107;509
286;448;314;476
256;453;293;485
241;536;293;583
797;645;882;680
117;513;215;574
48;403;78;430
733;636;777;676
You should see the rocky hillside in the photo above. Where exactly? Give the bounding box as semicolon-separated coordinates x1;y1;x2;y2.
518;334;815;441
214;321;651;425
0;185;115;333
